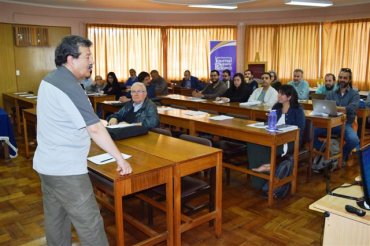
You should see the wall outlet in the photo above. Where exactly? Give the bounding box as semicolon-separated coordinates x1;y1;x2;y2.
16;70;21;76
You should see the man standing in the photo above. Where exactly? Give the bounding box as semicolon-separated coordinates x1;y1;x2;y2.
192;70;227;99
313;68;360;166
316;73;337;95
222;69;232;89
33;35;132;245
181;70;204;90
150;70;168;96
288;69;310;100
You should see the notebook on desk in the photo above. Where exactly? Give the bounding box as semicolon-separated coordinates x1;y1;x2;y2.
311;99;342;117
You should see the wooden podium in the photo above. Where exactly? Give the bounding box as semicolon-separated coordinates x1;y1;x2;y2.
309;185;370;245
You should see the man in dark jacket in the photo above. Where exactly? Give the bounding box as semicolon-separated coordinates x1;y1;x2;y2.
181;70;204;91
107;82;159;129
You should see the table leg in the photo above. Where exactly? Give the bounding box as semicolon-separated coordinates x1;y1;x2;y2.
114;181;125;246
23;111;29;159
291;130;299;193
173;169;182;246
165;170;174;245
268;145;277;206
215;152;222;236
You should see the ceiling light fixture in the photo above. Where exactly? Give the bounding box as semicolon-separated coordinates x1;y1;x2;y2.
188;4;238;10
285;0;333;7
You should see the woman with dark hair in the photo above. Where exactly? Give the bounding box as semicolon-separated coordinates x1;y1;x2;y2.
247;84;305;187
104;71;122;100
217;73;252;102
269;70;282;91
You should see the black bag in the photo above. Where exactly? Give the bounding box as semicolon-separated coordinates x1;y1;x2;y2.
107;125;148;140
262;155;293;199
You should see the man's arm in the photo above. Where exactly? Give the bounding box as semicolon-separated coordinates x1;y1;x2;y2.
302;81;310;100
87;121;132;175
345;91;360;124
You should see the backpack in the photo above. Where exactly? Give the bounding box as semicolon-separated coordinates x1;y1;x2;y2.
312;138;339;172
262;155;293;199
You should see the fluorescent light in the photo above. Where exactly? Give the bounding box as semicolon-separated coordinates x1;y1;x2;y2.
285;0;333;7
188;4;238;10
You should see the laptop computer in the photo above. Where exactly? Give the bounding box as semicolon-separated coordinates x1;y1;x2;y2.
312;99;341;117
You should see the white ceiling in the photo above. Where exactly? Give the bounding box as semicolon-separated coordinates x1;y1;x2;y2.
1;0;369;13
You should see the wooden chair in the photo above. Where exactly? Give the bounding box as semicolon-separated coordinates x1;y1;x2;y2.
145;134;213;225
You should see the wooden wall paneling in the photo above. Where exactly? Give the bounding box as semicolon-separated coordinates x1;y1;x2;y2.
14;26;71;93
0;23;17;108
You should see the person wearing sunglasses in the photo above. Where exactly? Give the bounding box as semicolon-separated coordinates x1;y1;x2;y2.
107;82;159;129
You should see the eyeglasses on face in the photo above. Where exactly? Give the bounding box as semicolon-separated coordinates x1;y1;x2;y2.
131;90;146;94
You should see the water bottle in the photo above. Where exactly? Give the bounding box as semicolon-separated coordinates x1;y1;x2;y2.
267;110;277;132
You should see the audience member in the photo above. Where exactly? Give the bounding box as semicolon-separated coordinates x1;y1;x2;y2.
85;75;106;94
269;70;282;91
107;82;159;129
104;72;123;100
288;69;310;100
313;68;360;166
244;69;258;91
181;70;204;90
222;69;232;89
248;72;278;106
192;70;227;99
217;73;252;102
316;73;337;95
150;70;168;96
125;68;138;88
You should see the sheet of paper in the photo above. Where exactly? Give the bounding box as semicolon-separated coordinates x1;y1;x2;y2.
209;115;234;121
166;94;181;99
184;110;208;116
103;100;121;104
239;101;261;106
106;122;139;129
247;122;266;128
87;153;131;165
212;100;226;104
157;107;174;112
189;97;207;102
25;96;38;99
18;94;34;97
14;92;28;95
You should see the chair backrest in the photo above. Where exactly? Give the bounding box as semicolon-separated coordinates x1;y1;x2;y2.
179;134;212;147
150;127;172;136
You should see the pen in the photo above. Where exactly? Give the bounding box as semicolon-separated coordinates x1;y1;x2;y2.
100;157;113;163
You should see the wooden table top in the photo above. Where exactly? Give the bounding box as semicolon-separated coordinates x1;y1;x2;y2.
3;92;38;105
117;132;221;163
88;141;174;182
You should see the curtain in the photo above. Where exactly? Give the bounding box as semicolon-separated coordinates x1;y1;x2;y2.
322;20;370;90
87;24;163;81
166;27;236;80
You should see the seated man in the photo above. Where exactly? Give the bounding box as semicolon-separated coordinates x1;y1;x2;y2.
119;71;156;103
316;73;337;95
288;69;310;100
222;69;232;89
181;70;204;90
107;82;159;130
248;72;278;107
244;69;258;92
150;70;168;96
192;70;227;99
125;68;138;88
85;75;106;94
313;68;360;166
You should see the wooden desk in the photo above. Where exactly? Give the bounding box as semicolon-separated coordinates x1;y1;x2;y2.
3;92;37;134
309;185;370;245
158;107;299;207
88;143;174;246
22;108;37;158
301;100;370;148
118;133;223;246
88;94;115;112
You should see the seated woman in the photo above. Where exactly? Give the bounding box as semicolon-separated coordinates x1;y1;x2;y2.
104;71;123;100
216;73;252;103
269;70;282;91
247;84;305;188
107;82;159;129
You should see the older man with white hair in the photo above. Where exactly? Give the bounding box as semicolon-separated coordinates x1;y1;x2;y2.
107;82;159;129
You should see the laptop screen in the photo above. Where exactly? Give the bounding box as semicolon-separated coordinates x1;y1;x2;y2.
359;145;370;205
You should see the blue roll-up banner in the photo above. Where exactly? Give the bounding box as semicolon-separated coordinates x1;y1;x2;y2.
210;40;237;77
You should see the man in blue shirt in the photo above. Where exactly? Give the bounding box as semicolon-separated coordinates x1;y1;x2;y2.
125;68;138;88
316;73;338;95
288;69;310;100
181;70;204;90
313;68;360;166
